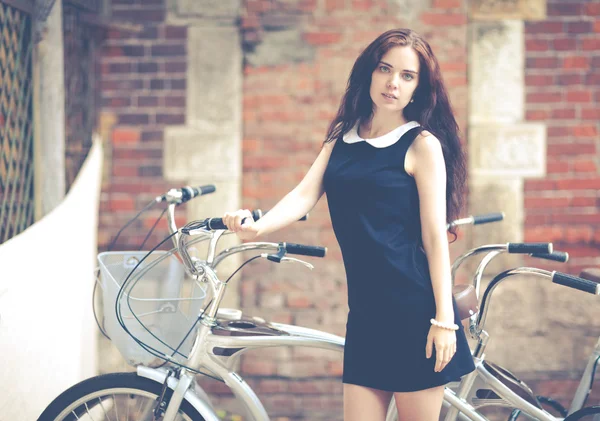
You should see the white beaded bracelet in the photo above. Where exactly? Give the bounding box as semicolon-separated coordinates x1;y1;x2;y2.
430;318;459;331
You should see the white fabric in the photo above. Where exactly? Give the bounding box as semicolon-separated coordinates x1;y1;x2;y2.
0;138;103;421
343;120;420;148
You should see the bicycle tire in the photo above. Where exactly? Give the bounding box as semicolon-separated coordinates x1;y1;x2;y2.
37;372;205;421
564;406;600;421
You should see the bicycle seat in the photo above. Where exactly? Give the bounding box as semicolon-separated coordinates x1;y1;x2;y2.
452;284;479;320
580;268;600;284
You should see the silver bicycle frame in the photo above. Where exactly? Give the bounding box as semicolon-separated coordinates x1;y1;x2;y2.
446;254;560;421
568;335;600;415
144;222;490;421
158;306;490;421
141;209;589;421
445;265;600;421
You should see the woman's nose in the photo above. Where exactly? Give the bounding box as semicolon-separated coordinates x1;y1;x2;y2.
387;74;400;88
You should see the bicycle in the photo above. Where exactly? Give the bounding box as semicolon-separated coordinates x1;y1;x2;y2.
39;184;335;421
514;267;600;421
37;185;597;421
434;243;600;421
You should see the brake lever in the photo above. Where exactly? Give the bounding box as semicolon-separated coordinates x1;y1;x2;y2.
281;256;314;270
260;253;314;270
183;227;212;236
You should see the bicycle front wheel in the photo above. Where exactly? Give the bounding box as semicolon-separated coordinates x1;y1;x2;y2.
38;372;204;421
564;406;600;421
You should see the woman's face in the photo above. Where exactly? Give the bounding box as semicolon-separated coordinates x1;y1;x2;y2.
369;45;420;115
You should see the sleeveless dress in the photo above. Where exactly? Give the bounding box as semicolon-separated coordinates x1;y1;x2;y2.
323;121;475;392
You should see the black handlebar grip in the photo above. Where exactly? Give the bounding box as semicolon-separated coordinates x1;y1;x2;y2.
530;251;569;263
205;218;227;230
197;184;216;195
552;271;599;295
206;209;306;231
473;213;504;225
203;209;263;231
242;210;308;223
180;184;216;203
284;242;327;258
251;209;263;221
507;243;553;254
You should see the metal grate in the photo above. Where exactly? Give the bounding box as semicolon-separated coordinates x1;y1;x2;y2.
63;2;99;190
0;2;34;244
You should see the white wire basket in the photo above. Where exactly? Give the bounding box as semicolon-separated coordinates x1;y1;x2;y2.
97;250;207;367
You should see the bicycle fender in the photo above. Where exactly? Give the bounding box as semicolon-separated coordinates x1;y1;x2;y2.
137;366;221;421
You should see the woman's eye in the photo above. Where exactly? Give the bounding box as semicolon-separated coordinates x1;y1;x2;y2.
379;66;390;73
402;73;414;81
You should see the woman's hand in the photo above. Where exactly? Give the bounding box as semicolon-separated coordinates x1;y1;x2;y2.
425;325;457;372
222;209;260;241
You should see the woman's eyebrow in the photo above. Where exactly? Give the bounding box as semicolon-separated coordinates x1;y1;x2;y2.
379;61;418;74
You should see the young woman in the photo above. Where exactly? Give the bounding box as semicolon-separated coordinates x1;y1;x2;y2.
223;28;475;420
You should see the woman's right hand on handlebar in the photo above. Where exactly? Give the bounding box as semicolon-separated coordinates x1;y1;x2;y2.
223;209;260;240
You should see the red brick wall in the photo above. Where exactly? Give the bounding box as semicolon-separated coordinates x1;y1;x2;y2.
523;0;600;409
238;1;468;419
98;0;187;250
524;1;600;278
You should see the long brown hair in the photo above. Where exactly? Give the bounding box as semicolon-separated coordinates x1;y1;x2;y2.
324;28;466;238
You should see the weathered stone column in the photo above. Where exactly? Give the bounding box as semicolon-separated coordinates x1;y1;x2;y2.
33;0;66;219
164;0;242;309
468;0;547;265
467;0;556;370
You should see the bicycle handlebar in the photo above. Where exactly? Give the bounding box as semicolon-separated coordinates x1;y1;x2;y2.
447;212;504;229
553;271;600;294
158;184;216;205
507;242;553;254
474;268;598;338
451;243;554;282
186;210;499;234
199;209;308;231
473;212;504;225
531;251;569;263
284;242;327;258
181;214;308;235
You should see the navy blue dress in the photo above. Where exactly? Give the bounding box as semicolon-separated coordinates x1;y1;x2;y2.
323;122;475;392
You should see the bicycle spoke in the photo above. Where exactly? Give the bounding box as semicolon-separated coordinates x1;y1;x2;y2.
136;397;155;420
112;395;119;421
97;397;112;421
134;394;145;418
84;402;98;421
39;374;196;420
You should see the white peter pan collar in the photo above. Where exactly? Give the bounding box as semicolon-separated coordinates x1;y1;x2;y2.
343;121;420;148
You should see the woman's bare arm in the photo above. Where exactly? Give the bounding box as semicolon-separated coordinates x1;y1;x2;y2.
408;132;454;322
408;131;458;372
224;140;336;238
